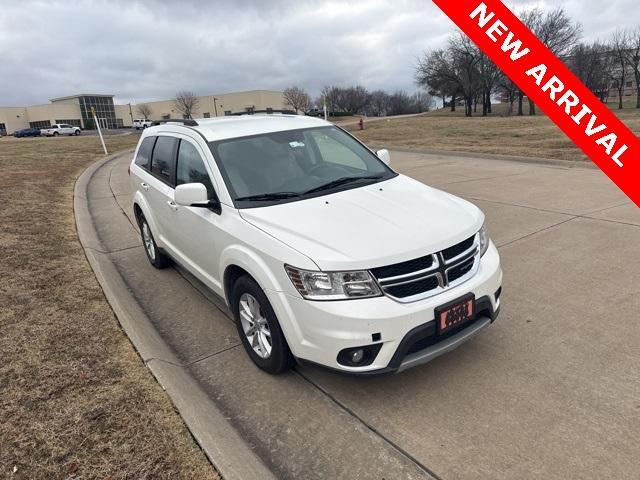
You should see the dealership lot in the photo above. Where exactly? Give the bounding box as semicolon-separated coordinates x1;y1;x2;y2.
86;150;639;479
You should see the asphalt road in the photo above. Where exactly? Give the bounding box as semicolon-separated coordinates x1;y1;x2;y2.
88;150;639;479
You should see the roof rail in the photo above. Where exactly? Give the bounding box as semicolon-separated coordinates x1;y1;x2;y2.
150;119;198;126
230;109;296;116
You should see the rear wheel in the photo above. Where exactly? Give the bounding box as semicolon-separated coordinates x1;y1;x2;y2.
231;276;294;374
138;214;170;269
74;130;80;136
53;132;59;137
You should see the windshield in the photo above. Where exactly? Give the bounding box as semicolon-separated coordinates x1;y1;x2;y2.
209;126;396;208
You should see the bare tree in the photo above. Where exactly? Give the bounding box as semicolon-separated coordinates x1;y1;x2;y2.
448;34;483;116
173;91;200;119
478;52;499;115
387;90;413;115
519;7;582;115
415;49;461;112
335;86;370;114
496;73;519;115
410;91;434;113
368;90;390;116
136;103;152;119
626;29;640;108
283;86;312;114
567;42;613;102
321;85;341;114
611;30;630;110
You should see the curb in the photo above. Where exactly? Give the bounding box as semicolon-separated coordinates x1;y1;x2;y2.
382;146;598;170
74;151;275;480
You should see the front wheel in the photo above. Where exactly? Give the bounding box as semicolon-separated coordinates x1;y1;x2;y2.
74;130;80;136
138;214;170;269
53;132;59;137
231;276;294;374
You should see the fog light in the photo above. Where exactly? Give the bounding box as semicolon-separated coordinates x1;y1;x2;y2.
337;344;383;367
350;349;364;364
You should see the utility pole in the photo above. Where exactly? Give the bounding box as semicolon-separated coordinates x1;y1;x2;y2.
128;103;134;125
213;97;219;117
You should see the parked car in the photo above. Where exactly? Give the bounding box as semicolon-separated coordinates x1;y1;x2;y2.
305;108;324;117
13;127;41;137
129;116;502;375
40;124;81;137
133;119;153;130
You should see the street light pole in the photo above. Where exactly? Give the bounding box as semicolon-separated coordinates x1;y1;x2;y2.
213;97;219;117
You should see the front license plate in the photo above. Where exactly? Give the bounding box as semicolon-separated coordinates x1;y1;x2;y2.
436;294;475;334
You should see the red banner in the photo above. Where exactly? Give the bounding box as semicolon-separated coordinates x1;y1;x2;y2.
432;0;640;207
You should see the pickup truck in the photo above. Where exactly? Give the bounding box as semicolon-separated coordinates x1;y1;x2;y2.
41;124;81;137
133;119;153;130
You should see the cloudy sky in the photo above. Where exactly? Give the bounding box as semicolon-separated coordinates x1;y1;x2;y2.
1;0;637;107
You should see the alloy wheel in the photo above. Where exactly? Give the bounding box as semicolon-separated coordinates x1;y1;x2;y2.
239;293;272;359
142;221;156;261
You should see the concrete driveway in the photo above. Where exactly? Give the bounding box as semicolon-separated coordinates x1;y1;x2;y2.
85;150;639;479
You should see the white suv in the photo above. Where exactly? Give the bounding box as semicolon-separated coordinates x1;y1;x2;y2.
133;119;153;130
129;116;502;375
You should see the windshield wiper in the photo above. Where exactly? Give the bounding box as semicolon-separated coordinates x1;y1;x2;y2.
235;191;301;202
303;175;383;195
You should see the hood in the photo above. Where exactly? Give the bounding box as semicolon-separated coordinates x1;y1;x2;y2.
239;175;484;271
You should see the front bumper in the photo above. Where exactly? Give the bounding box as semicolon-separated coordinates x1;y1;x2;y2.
266;242;503;374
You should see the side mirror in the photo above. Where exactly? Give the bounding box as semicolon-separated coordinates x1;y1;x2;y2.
175;183;222;214
376;149;391;166
175;183;209;206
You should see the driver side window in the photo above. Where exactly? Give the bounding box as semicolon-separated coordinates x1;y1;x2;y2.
310;131;367;171
176;140;215;199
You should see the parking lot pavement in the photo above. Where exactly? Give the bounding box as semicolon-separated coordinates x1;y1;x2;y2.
89;150;639;479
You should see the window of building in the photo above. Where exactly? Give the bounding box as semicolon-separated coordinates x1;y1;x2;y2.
78;96;117;130
176;140;214;198
150;136;177;185
161;114;170;120
224;110;232;116
135;136;156;169
116;118;124;128
29;120;51;129
55;119;82;127
203;112;211;118
626;81;633;87
0;123;6;135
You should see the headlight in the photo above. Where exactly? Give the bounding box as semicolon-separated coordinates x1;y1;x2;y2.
285;265;382;300
479;224;490;257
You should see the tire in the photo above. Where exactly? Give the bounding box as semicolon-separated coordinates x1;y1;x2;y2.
135;127;140;130
53;132;59;137
231;275;294;374
138;214;170;269
74;130;80;136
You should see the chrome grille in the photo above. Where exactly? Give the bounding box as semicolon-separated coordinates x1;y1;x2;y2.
371;234;479;303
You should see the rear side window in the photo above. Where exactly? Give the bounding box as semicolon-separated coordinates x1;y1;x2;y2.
150;136;177;185
176;140;215;198
135;136;156;169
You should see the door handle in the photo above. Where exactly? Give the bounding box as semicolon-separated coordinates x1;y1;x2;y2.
167;200;178;211
140;182;149;191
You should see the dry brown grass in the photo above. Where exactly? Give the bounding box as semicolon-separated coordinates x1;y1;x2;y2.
0;135;219;479
349;103;640;161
